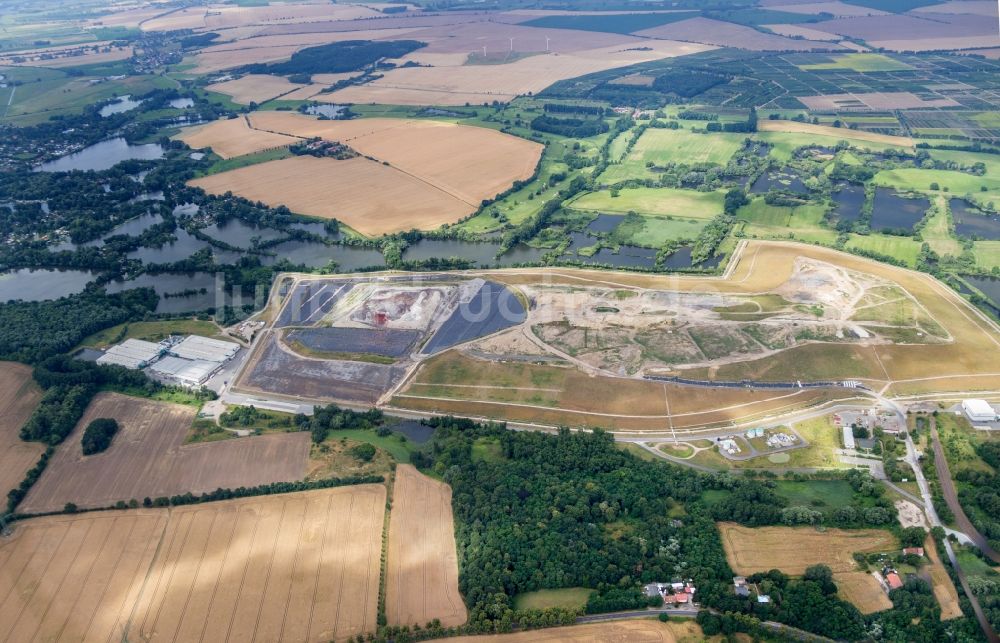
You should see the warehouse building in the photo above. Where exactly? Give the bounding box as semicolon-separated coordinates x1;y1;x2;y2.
963;399;998;423
148;355;222;388
168;335;240;363
96;339;164;369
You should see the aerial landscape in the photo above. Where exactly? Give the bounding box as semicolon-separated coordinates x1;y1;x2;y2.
1;0;999;641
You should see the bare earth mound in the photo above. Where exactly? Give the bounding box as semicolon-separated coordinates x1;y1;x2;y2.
20;392;310;513
0;486;386;643
387;464;467;628
176;116;300;159
0;362;43;503
190;155;472;236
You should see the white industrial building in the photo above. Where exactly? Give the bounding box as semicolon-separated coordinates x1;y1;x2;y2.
169;335;239;362
96;339;163;369
148;355;222;387
963;399;998;423
94;334;240;387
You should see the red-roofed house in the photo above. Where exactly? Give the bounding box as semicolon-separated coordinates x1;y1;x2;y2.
886;572;903;590
903;547;924;557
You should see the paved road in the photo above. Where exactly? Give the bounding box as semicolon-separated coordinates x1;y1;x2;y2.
929;417;1000;563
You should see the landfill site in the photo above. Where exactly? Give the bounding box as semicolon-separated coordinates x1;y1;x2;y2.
231;275;526;405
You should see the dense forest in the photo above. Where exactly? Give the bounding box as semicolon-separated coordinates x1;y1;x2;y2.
243;40;426;76
0;289;157;363
414;417;981;641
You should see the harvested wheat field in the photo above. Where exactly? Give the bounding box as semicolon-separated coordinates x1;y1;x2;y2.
0;362;43;498
387;465;467;628
325;40;712;105
719;522;897;574
439;619;689;642
176;116;300;159
190;155;472;236
206;74;308;104
0;510;168;643
190;28;423;73
833;571;892;614
757;120;914;146
20;393;310;513
0;485;386;643
925;536;963;619
249;112;543;205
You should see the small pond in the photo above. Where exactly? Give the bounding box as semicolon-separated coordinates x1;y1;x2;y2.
201;219;287;249
169;98;194;109
390;419;435;444
305;104;347;119
870;188;927;231
662;246;723;270
99;95;142;117
750;171;808;194
126;229;241;265
261;241;386;272
586;214;625;234
36;138;164;173
965;275;1000;309
952;199;1000;240
106;271;233;314
832;183;865;223
0;268;98;302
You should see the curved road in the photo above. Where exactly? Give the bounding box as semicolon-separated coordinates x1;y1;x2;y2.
929;418;1000;563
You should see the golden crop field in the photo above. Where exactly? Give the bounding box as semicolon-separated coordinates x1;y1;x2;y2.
325;40;712;106
249;112;543;205
440;619;695;642
0;486;386;643
833;571;892;614
176;116;300;159
190;155;473;236
386;465;467;628
206;74;308;104
757;120;915;146
0;362;43;500
926;536;963;619
719;522;898;575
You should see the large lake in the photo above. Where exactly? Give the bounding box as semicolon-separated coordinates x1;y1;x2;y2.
36;138;164;173
0;268;98;302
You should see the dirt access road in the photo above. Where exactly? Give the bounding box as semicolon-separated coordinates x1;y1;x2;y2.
929;417;1000;563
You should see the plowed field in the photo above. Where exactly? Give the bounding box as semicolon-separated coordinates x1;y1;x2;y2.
20;393;310;513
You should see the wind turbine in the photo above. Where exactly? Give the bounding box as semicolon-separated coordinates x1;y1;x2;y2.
509;37;514;52
545;36;550;52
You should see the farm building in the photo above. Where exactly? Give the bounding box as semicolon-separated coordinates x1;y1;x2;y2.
885;572;903;590
963;399;998;423
148;355;222;387
96;339;164;369
169;335;239;362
